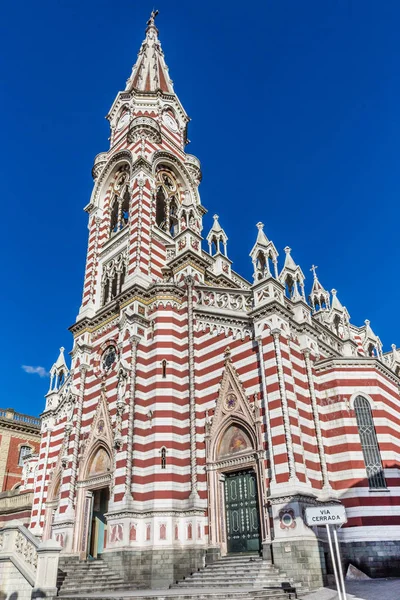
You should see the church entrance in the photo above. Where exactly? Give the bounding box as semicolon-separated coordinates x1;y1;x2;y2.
224;469;261;553
88;487;109;559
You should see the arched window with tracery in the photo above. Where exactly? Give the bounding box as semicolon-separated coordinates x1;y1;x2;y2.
155;168;179;237
354;396;386;489
109;168;130;237
101;253;127;306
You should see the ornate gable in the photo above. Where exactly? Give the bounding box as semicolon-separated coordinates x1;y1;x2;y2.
205;347;263;463
79;382;114;480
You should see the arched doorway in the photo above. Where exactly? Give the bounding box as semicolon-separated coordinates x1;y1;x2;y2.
75;445;112;559
218;425;261;553
43;472;61;542
206;420;269;556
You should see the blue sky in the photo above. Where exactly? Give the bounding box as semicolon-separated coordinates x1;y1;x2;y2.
1;0;400;415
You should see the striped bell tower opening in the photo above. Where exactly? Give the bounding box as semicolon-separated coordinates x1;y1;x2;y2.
22;10;400;591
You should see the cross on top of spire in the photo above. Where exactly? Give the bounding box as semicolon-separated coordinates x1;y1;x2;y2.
310;265;318;279
147;9;159;27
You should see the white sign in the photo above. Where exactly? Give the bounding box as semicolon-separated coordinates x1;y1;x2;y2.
305;504;347;526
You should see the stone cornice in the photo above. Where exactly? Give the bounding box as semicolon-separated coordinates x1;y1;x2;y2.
268;494;337;505
249;299;293;322
106;508;205;519
70;282;186;336
0;417;40;436
169;251;211;274
315;356;400;385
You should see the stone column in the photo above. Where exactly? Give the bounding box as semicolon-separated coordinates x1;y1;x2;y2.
271;329;296;481
303;349;330;492
123;335;140;507
186;276;200;504
256;336;276;484
68;365;87;513
32;421;52;535
34;539;62;598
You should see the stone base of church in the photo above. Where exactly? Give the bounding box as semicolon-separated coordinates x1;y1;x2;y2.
272;538;326;591
338;540;400;578
102;547;206;588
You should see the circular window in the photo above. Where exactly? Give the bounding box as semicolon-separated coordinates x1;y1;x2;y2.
225;393;237;411
102;346;117;372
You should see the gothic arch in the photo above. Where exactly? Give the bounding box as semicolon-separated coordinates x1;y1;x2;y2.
90;150;133;211
213;419;256;463
83;442;112;481
349;392;376;410
47;470;62;503
152;151;200;206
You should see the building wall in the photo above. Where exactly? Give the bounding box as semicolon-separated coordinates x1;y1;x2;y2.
0;411;40;493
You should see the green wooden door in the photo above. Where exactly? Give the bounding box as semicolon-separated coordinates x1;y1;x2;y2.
224;470;261;553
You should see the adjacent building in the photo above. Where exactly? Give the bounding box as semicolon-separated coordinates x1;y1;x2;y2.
22;13;400;590
0;408;40;526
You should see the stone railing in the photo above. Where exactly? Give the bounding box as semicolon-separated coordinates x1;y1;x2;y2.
0;408;40;428
195;288;253;313
0;491;33;515
0;522;61;597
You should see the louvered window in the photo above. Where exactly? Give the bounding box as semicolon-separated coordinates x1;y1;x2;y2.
354;396;386;489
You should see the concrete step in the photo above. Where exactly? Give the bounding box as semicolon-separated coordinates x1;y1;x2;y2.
58;593;288;600
172;582;285;589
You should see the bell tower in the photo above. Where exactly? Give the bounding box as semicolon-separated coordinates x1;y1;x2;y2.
78;10;204;321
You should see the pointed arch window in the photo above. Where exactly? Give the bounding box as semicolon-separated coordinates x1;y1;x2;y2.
18;446;32;467
101;253;127;306
109;169;130;237
161;359;167;378
160;447;167;469
155;169;179;237
354;396;386;489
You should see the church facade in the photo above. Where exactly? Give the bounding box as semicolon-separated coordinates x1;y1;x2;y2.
23;13;400;590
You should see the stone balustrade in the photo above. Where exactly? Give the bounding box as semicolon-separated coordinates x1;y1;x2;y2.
195;288;253;313
0;408;40;428
0;491;33;514
0;522;61;598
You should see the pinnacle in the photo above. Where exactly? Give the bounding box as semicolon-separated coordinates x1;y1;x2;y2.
283;246;297;271
255;222;269;246
210;214;223;232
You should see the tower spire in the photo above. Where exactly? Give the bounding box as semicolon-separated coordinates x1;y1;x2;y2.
125;10;174;94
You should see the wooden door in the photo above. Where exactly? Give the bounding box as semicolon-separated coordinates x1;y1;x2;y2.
224;470;261;553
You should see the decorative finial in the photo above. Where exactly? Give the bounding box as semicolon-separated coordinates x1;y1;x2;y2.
213;214;219;221
256;222;264;230
365;319;370;326
331;288;337;296
310;265;318;279
147;9;159;27
224;346;231;361
284;246;291;254
60;346;65;353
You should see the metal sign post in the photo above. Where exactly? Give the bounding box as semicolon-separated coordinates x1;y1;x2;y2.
333;525;347;600
326;524;343;600
305;505;347;600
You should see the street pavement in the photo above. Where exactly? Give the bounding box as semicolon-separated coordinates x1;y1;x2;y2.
300;578;400;600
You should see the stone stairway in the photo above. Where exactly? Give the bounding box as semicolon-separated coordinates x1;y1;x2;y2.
56;554;296;600
57;556;144;596
170;554;293;596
